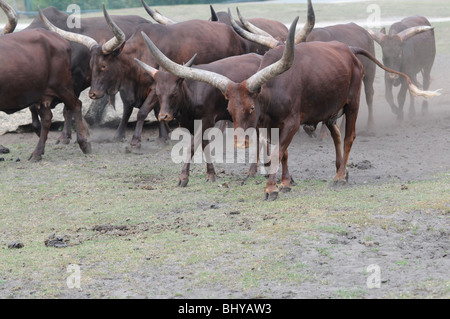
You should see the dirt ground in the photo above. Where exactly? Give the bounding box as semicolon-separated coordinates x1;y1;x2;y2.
0;52;449;299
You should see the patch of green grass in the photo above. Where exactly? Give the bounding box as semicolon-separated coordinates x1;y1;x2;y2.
332;288;368;299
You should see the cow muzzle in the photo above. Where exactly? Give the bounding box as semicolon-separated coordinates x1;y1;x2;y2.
158;113;173;122
89;90;104;100
234;135;250;149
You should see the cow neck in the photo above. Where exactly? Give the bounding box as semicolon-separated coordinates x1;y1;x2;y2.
121;39;155;103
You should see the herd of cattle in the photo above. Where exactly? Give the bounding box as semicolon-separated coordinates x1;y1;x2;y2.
0;0;441;200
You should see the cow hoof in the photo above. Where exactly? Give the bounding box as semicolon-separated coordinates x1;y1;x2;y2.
81;142;92;154
332;179;348;187
157;137;169;146
113;135;125;143
178;179;189;187
264;191;279;201
290;177;297;186
279;186;291;193
206;175;216;183
56;137;71;145
28;154;42;162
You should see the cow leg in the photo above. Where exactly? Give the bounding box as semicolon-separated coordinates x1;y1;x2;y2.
326;122;344;174
114;101;134;142
131;91;158;148
29;102;52;162
385;78;399;116
334;107;358;185
178;135;195;187
204;139;216;183
421;68;432;115
396;80;408;122
318;123;328;141
279;150;292;193
202;119;216;183
29;104;41;137
66;97;91;155
56;105;72;145
264;124;298;201
363;76;375;134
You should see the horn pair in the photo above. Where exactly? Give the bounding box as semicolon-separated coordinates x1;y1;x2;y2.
135;16;299;94
0;0;18;34
230;0;315;48
39;3;125;54
368;25;434;44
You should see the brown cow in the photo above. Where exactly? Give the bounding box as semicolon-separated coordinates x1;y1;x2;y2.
135;53;264;187
27;6;152;143
306;23;377;135
0;0;18;154
0;29;91;161
368;16;436;120
140;22;440;200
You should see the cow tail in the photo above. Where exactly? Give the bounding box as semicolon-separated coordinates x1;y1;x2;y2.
349;46;441;98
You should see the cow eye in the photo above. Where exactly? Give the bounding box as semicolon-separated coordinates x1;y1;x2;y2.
250;105;255;112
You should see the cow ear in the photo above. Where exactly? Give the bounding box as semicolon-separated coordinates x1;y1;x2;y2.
380;27;386;34
112;42;126;57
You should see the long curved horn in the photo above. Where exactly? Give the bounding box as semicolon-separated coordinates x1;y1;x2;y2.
246;16;298;93
139;31;233;93
229;8;280;49
367;29;386;44
396;25;434;42
0;0;18;34
101;4;126;54
141;0;175;25
135;53;197;78
210;5;218;22
135;58;159;78
39;7;98;50
294;0;315;44
236;7;272;38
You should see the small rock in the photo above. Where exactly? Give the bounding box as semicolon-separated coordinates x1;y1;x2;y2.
356;160;372;170
0;145;10;154
8;242;24;249
45;234;68;248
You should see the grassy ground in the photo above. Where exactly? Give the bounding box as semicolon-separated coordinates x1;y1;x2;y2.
0;129;449;298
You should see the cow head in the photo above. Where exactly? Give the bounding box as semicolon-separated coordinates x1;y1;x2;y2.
368;25;434;85
136;16;298;148
0;0;18;34
39;4;126;99
135;55;197;122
